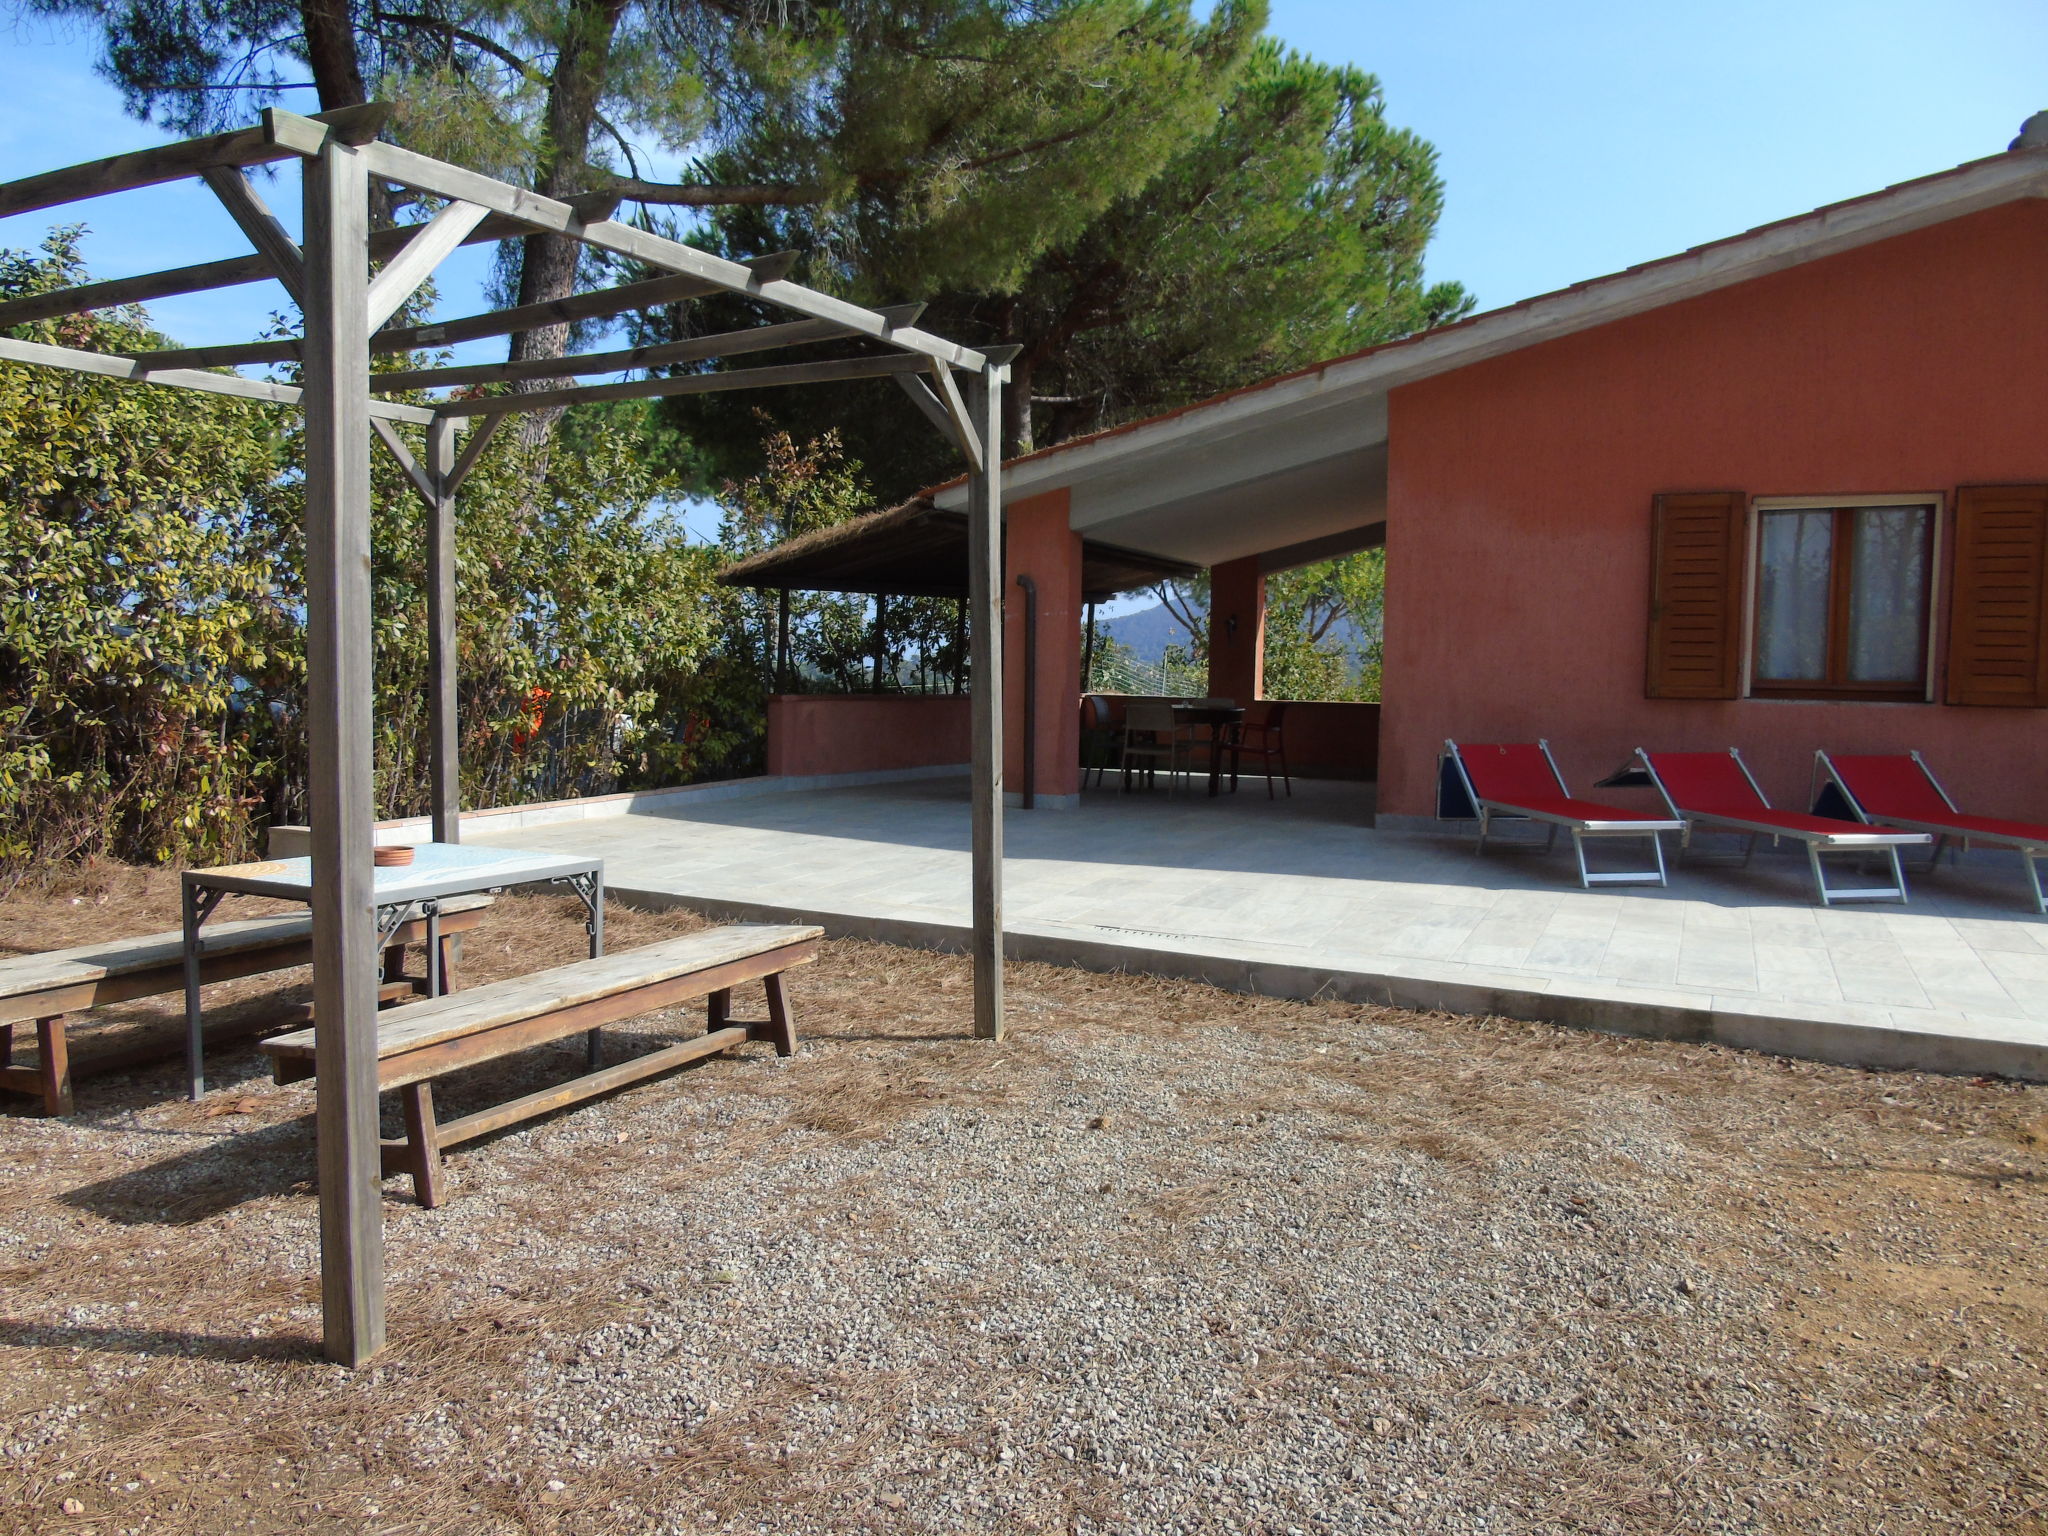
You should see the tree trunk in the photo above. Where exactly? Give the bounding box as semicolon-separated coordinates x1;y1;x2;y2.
509;0;629;447
298;2;395;229
1002;350;1034;459
301;0;367;110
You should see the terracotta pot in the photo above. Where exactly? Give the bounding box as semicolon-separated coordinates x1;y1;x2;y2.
372;845;416;868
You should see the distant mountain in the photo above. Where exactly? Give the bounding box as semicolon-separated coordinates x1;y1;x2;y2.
1098;602;1367;664
1097;603;1199;664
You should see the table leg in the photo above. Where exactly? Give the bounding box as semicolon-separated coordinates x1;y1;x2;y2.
578;868;605;1066
182;882;204;1101
1208;726;1225;797
426;907;443;997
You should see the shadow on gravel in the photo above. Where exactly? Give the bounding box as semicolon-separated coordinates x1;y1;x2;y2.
60;1115;315;1225
0;1319;318;1363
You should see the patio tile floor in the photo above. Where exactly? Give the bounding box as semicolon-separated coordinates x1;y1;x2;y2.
468;774;2048;1078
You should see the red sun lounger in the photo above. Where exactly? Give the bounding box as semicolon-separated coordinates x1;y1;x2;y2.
1815;750;2048;914
1443;740;1683;887
1635;748;1929;906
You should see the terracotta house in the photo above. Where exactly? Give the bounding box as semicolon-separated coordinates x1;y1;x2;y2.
744;137;2048;825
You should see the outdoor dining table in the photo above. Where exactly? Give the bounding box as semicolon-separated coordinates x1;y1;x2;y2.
1171;703;1247;797
178;842;605;1099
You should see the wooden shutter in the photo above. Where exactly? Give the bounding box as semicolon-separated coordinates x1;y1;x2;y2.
1946;485;2048;707
1646;491;1745;699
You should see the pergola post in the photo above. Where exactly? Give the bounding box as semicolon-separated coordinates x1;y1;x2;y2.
300;137;385;1366
0;107;1021;1365
967;370;1004;1041
426;416;461;844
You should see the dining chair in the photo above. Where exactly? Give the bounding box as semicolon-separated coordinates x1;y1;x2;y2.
1079;694;1121;788
1229;702;1292;798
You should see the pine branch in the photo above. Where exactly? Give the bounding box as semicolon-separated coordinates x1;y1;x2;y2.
610;178;826;206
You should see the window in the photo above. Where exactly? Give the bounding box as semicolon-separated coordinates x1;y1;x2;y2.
1750;499;1936;700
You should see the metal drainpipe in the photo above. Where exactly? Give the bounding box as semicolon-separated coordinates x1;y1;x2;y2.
1015;573;1037;810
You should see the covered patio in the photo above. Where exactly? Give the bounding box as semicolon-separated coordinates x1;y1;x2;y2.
457;772;2048;1081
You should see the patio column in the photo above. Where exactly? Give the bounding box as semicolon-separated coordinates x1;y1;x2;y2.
1208;555;1265;704
1003;488;1083;809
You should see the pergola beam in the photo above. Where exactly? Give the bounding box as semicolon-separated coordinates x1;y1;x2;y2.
445;411;502;492
364;199;493;332
893;372;959;446
0;333;437;425
430;350;934;417
353;135;989;372
926;361;985;473
369;303;928;394
200;167;305;304
0;103;387;219
370;417;437;508
0;195;622;332
134;251;800;371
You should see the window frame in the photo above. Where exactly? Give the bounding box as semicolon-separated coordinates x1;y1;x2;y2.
1744;493;1942;703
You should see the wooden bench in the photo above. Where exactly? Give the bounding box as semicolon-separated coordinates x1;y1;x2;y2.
259;923;822;1207
0;894;494;1115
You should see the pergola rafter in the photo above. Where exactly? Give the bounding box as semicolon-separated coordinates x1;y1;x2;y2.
0;106;1008;1369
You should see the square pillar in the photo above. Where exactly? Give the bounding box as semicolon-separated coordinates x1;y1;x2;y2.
1207;555;1265;704
1002;488;1082;808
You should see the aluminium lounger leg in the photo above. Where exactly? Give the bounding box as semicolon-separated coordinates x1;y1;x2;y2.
1806;843;1834;906
2025;850;2048;916
1571;830;1591;890
401;1082;447;1209
1572;828;1672;888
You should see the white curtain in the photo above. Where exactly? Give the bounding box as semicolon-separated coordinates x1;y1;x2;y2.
1755;510;1832;682
1846;505;1930;683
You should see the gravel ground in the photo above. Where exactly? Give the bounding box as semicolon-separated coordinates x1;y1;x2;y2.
1;865;2045;1536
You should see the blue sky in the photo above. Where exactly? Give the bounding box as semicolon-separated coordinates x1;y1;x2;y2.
3;0;2044;557
7;3;2042;333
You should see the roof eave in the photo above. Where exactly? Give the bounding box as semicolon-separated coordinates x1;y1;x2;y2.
933;148;2048;511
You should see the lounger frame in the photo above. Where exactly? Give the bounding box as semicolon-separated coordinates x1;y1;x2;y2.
1636;747;1924;906
1443;739;1681;888
1814;750;2048;914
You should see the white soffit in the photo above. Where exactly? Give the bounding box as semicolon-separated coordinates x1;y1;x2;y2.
1075;443;1388;568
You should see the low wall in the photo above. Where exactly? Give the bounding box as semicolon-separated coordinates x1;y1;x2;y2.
1086;695;1378;781
1273;701;1379;781
266;764;968;857
765;692;972;778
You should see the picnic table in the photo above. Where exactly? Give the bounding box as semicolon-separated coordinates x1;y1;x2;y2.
179;843;603;1098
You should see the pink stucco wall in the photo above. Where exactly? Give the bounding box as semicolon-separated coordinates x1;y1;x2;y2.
1004;488;1083;799
764;693;971;777
1381;200;2048;821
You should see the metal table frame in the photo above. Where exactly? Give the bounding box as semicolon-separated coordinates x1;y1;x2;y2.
1171;704;1246;797
179;844;604;1099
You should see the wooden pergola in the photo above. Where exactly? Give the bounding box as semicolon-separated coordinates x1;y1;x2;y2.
0;105;1009;1366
